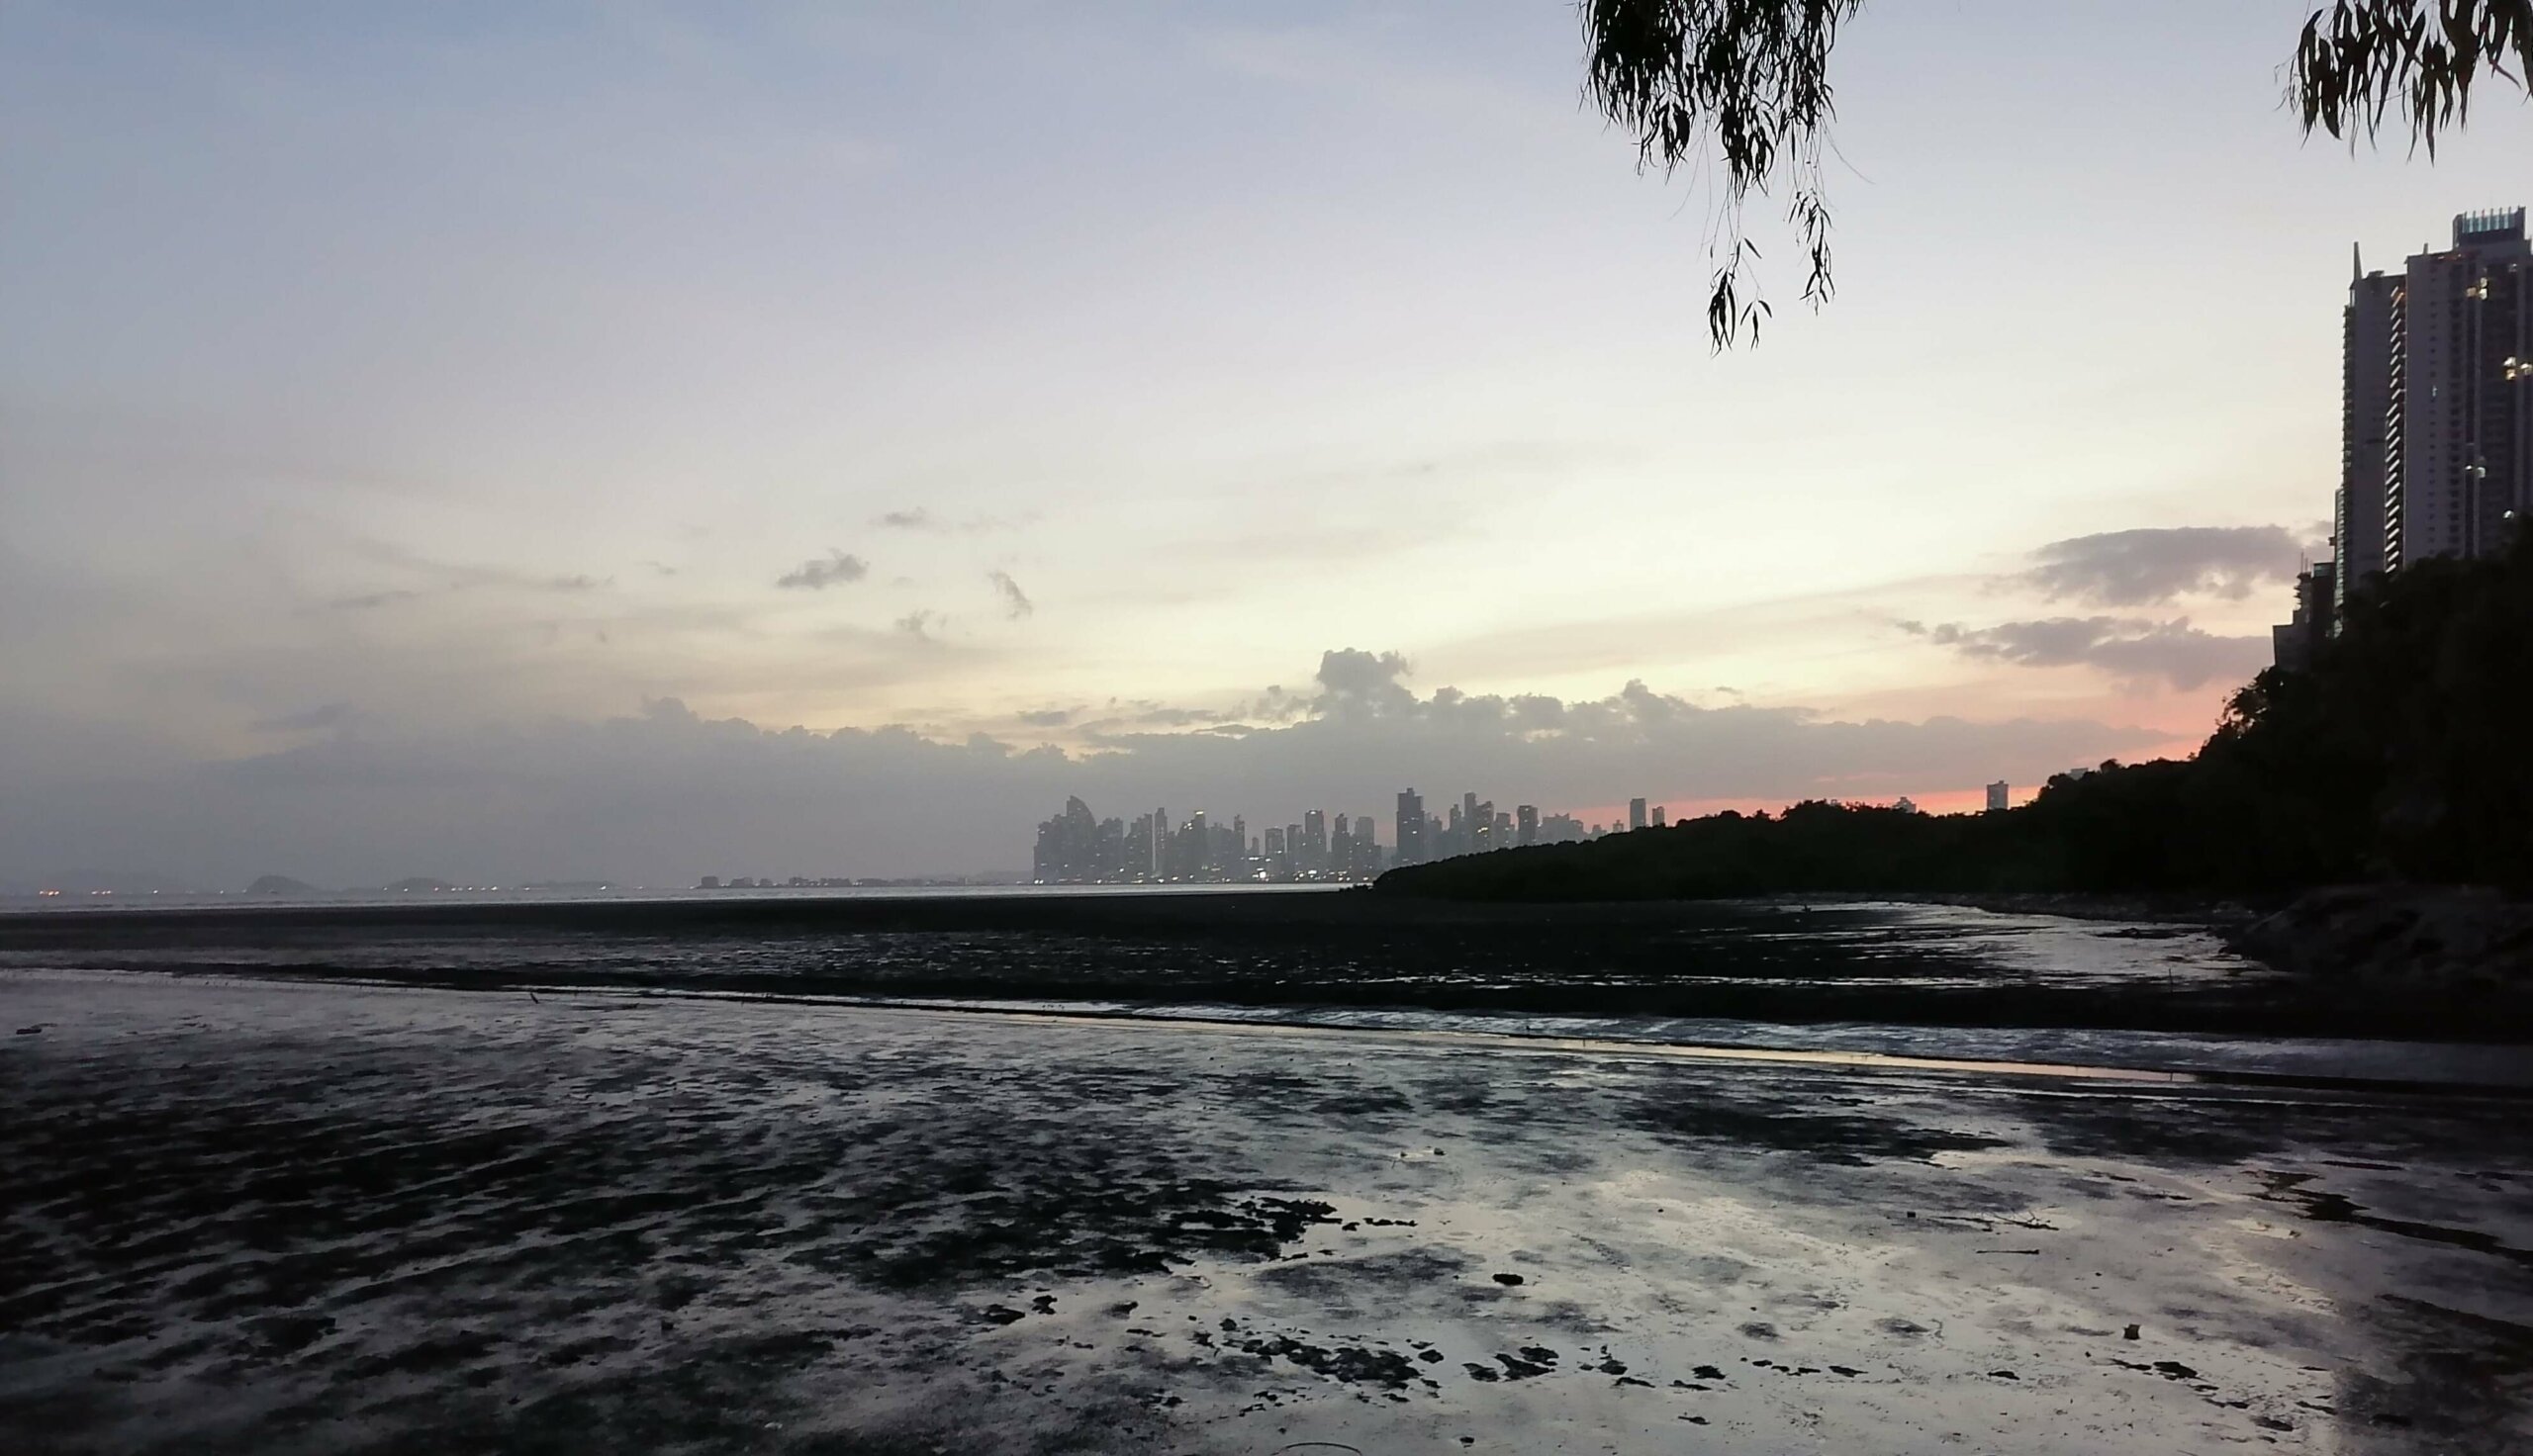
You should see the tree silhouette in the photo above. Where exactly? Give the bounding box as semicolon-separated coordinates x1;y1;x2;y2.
1584;0;2533;348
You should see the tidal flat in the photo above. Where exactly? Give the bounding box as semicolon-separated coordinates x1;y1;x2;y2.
5;961;2531;1454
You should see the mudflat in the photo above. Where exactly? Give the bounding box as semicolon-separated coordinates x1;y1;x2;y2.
5;970;2530;1454
0;893;2415;1037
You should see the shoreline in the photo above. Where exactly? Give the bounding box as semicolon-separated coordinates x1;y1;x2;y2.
5;889;2527;1045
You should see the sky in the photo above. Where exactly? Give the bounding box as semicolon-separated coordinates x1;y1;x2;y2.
3;1;2529;887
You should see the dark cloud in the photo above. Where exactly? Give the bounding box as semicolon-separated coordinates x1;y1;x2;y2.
875;509;937;531
986;571;1033;619
1312;648;1417;715
776;550;870;591
1017;708;1074;727
893;609;939;640
1903;615;2265;691
2021;526;2307;606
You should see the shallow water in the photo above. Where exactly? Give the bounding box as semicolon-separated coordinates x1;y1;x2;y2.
3;894;2523;1087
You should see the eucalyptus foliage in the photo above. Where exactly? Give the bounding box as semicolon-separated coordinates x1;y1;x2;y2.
1582;0;1858;349
1583;1;2532;349
2293;0;2533;153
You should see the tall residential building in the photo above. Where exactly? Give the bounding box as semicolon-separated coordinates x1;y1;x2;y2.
1394;788;1427;865
1628;797;1647;831
2341;208;2530;596
2338;262;2397;607
1985;781;2011;814
1515;804;1538;846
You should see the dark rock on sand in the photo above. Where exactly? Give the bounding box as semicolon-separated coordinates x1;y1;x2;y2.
2233;885;2533;996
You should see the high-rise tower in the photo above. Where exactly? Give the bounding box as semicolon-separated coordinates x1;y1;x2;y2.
2341;209;2530;599
1394;788;1426;865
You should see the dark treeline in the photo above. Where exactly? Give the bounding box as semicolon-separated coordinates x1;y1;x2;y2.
1379;534;2533;902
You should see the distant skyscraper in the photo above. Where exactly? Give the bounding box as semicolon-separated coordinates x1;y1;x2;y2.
1650;806;1666;827
1395;788;1427;865
1628;797;1647;831
2341;209;2530;596
1985;781;2011;813
1516;804;1538;846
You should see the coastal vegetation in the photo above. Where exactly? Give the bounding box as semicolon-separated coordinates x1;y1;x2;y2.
1377;532;2533;901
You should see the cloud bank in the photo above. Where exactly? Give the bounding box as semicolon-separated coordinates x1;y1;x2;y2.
2020;526;2308;606
1900;616;2264;692
2;650;2166;890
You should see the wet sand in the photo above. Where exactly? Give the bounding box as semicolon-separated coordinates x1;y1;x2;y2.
6;971;2531;1454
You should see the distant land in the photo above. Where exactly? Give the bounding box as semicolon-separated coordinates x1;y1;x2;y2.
3;870;1029;900
244;875;321;896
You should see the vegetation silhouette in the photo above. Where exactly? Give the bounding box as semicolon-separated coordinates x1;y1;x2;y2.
1376;531;2533;901
1583;0;2533;346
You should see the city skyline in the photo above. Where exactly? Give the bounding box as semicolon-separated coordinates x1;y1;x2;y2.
6;5;2531;886
1033;787;1659;885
